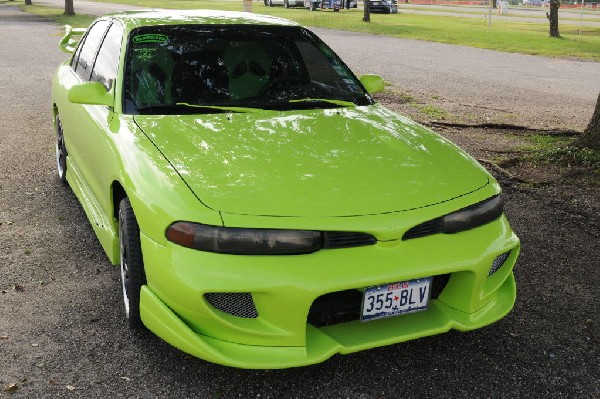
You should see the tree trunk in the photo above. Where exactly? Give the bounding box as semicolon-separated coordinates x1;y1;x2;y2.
64;0;75;16
546;0;560;38
363;0;370;22
575;92;600;150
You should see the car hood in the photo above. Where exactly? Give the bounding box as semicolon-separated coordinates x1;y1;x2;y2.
134;105;489;217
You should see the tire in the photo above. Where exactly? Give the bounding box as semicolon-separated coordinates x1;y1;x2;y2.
267;0;273;6
118;197;146;330
55;114;67;184
284;0;290;8
309;1;316;10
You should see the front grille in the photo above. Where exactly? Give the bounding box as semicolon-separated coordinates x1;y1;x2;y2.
204;292;258;318
323;231;377;249
402;218;443;240
307;274;451;328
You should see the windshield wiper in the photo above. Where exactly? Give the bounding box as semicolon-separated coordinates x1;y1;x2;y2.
136;103;263;115
289;98;356;108
176;102;264;113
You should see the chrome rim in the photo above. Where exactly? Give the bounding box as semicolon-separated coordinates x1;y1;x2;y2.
119;209;131;318
55;118;66;179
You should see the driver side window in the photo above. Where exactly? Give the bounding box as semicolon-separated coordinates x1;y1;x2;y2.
91;23;124;90
74;20;110;81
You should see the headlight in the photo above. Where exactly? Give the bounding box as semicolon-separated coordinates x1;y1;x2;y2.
441;194;504;234
166;222;323;255
403;194;504;240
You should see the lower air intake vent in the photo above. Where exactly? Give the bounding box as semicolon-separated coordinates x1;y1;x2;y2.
204;293;258;318
307;274;451;328
324;231;376;249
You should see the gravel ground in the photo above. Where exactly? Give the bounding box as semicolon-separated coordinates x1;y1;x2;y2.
1;4;599;398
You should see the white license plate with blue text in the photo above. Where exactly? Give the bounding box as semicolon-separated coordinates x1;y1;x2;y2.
361;277;432;322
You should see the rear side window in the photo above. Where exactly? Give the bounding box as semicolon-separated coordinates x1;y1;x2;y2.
74;20;110;81
91;23;124;90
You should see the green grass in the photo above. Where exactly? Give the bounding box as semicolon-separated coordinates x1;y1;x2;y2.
16;3;95;27
399;4;600;22
532;144;600;167
263;9;600;61
521;134;600;168
417;104;449;120
10;0;600;60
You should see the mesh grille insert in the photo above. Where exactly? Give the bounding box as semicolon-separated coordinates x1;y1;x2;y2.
489;251;511;275
204;292;258;318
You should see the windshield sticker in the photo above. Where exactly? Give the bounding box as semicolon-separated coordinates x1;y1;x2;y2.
133;34;168;44
134;48;157;62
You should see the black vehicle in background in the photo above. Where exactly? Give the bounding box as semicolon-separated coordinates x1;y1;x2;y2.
368;0;398;13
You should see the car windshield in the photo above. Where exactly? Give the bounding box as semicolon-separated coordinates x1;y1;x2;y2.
123;24;373;115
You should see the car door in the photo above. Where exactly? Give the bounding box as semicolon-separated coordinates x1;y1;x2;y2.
59;19;111;177
60;20;124;221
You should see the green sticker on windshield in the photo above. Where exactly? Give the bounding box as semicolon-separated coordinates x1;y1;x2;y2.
133;34;168;44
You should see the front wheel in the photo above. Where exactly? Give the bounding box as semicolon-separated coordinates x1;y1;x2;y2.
55;114;67;184
284;0;290;7
119;197;146;330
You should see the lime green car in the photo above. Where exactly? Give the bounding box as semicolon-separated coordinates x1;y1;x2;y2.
51;9;519;369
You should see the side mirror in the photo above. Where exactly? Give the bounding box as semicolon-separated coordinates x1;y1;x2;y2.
68;81;113;107
359;74;385;95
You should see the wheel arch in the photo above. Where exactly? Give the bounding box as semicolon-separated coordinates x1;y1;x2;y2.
112;180;128;223
52;104;59;127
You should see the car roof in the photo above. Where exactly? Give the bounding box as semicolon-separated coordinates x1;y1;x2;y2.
102;9;300;32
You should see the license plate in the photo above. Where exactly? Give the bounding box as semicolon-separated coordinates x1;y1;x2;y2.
361;277;432;322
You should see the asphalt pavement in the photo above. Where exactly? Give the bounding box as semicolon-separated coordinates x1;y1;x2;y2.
0;3;599;398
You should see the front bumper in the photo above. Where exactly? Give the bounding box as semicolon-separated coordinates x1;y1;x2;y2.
139;215;519;369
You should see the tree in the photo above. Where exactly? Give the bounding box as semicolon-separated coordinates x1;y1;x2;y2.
546;0;560;38
362;0;370;22
64;0;75;16
575;92;600;150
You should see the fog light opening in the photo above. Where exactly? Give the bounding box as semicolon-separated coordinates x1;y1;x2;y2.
489;251;511;276
204;292;259;319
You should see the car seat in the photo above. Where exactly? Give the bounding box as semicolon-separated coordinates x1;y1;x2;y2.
223;42;272;100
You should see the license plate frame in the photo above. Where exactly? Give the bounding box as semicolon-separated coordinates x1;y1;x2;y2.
361;277;433;322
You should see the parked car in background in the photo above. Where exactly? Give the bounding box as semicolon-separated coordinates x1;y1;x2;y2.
264;0;305;7
52;9;519;369
368;0;398;13
304;0;343;10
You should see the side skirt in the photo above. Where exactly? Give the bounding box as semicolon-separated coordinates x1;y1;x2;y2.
66;157;119;264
